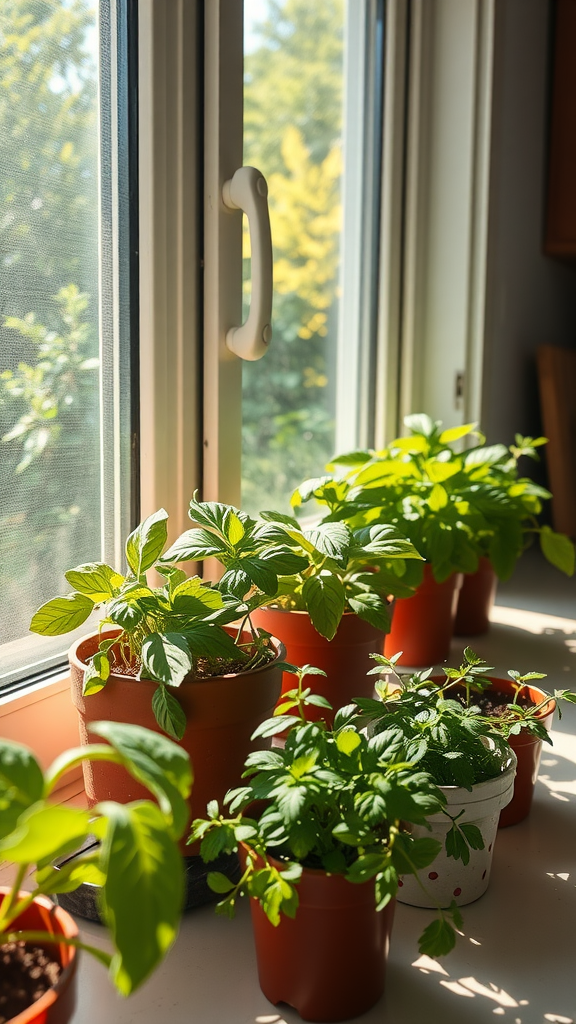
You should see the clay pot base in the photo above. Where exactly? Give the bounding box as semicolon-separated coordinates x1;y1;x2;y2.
0;942;62;1023
54;839;240;922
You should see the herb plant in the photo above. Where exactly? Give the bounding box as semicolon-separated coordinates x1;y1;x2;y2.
189;667;464;958
290;414;575;582
29;508;280;739
163;495;423;641
0;721;192;995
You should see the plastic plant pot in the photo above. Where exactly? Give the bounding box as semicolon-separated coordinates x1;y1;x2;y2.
242;848;395;1023
0;890;79;1024
454;557;498;636
384;564;463;667
396;754;517;908
251;606;388;725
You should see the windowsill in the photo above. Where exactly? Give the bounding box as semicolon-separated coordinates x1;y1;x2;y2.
65;551;576;1024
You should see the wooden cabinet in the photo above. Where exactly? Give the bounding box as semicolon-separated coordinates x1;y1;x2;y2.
545;0;576;257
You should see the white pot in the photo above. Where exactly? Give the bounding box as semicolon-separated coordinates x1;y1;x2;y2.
397;752;517;908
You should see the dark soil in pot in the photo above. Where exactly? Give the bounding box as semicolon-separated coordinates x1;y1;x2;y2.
0;942;61;1024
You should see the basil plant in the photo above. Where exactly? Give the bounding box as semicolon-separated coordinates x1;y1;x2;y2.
0;722;192;995
190;666;463;958
290;414;575;583
159;495;423;642
29;508;286;739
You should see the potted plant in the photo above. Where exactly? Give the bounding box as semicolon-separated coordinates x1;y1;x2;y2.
29;507;286;901
164;496;423;723
291;414;575;661
0;720;192;1022
345;649;520;907
189;668;462;1023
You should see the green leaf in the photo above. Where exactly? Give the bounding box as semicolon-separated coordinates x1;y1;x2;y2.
404;412;435;437
141;632;192;686
305;522;351;562
183;622;241;661
346;853;385;883
375;864;398;909
36;856;105;895
98;801;184;995
207;871;236;894
226;512;245;545
125;508;169;576
170;576;223;611
347;588;391;632
64;562;124;601
29;592;94;636
107;596;144;631
0;741;45;840
438;423;476;445
459;822;485;851
418;918;457;957
151;685;187;741
89;721;193;839
302;571;346;640
335;730;362;756
201;824;236;861
428;484;448;511
82;656;108;696
540;525;575;576
161;529;228;562
242;557;278;596
0;804;90;864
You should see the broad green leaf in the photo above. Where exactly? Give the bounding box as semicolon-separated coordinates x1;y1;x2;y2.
0;741;45;840
151;685;187;741
302;571;346;640
64;562;124;601
201;824;235;861
125;508;168;576
418;918;457;957
29;592;94;636
258;549;310;575
540;525;575;576
226;512;245;545
36;856;106;895
404;412;435;437
428;484;448;511
170;576;223;610
438;423;476;445
425;459;461;483
305;522;351;563
335;730;362;756
99;801;184;994
346;853;385;883
107;596;144;631
90;721;192;838
141;632;192;687
459;822;485;851
183;622;241;661
347;588;391;632
82;656;108;696
464;444;508;469
208;871;236;894
160;528;228;563
242;557;278;596
375;864;398;910
0;804;90;864
326;449;373;469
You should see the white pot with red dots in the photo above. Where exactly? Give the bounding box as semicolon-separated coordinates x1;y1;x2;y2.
397;753;517;908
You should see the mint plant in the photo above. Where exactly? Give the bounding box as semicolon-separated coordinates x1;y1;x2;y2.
29;508;279;739
189;696;465;957
0;721;192;995
163;496;423;641
290;414;575;582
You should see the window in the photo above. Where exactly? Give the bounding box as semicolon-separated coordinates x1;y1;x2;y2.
0;0;136;690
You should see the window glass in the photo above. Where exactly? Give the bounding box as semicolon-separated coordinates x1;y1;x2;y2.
0;0;133;686
241;0;345;514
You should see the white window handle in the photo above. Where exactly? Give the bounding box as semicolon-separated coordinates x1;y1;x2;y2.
222;166;273;361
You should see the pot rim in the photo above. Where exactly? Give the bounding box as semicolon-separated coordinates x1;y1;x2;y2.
68;627;286;684
0;889;79;1024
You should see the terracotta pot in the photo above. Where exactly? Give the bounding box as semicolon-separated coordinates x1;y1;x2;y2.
241;848;394;1022
396;754;517;908
488;677;556;828
0;890;78;1024
250;607;387;725
454;557;498;636
68;628;284;841
384;564;463;666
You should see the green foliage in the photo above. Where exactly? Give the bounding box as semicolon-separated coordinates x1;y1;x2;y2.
290;415;576;582
190;702;467;957
179;496;422;641
0;723;192;996
0;0;101;643
30;508;279;738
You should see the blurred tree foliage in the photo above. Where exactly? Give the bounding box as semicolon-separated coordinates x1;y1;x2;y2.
242;0;344;514
0;0;99;644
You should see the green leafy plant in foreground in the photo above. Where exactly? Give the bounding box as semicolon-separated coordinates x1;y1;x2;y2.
165;495;423;642
0;722;192;995
290;414;575;582
189;668;462;958
29;507;280;739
